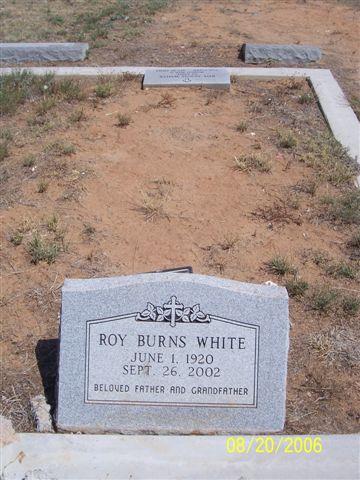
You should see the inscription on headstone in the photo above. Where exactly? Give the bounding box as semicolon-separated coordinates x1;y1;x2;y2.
57;273;289;434
143;68;230;90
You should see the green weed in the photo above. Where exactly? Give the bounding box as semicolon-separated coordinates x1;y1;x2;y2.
266;256;296;276
278;129;297;149
27;233;60;264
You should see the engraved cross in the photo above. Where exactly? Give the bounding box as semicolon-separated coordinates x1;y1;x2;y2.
164;295;183;327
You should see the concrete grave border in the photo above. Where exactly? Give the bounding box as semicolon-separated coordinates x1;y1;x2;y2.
1;66;358;184
1;433;359;479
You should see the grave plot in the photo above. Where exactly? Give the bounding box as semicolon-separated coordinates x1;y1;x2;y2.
0;71;359;434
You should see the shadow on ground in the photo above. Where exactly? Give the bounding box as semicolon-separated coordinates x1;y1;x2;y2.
35;339;59;420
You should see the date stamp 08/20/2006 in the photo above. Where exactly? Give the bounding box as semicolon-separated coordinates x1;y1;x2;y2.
226;436;323;455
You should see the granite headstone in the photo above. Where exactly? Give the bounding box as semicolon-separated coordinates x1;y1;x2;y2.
57;273;289;434
0;43;89;63
240;43;322;64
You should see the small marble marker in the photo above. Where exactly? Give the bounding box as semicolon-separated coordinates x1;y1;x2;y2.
143;68;230;90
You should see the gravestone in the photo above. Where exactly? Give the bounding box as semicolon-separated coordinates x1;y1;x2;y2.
57;273;289;434
0;43;89;63
240;43;322;64
143;68;230;90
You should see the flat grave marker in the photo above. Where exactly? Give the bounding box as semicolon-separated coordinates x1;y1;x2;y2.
143;68;230;90
57;273;289;434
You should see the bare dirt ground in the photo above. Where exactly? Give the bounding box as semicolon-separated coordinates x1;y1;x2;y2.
1;0;359;108
0;72;359;433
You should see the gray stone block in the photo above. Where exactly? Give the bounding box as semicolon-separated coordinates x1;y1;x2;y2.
143;68;230;89
30;395;53;433
57;273;289;434
240;43;322;64
0;43;89;63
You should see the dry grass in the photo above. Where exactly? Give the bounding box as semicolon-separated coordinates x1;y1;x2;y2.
285;278;309;298
325;261;357;280
37;180;49;193
342;296;360;316
278;129;297;149
8;216;67;264
235;121;248;133
218;235;239;251
27;233;60;264
56;78;85;102
157;93;176;109
321;190;360;225
202;236;239;275
95;78;113;98
116;113;132;127
69;108;86;123
347;230;360;260
44;140;76;157
0;141;9;162
1;0;171;44
135;191;168;221
204;90;224;106
253;199;303;226
83;223;96;238
275;78;303;94
298;92;313;104
309;288;338;313
0;71;55;116
233;154;271;173
1;371;36;432
293;178;319;196
299;133;359;187
22;154;36;168
266;255;296;276
308;327;360;368
134;179;173;221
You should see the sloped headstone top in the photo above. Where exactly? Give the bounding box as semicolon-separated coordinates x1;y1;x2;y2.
57;273;289;434
143;68;230;90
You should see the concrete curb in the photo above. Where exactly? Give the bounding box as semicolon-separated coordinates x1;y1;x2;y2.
0;66;358;184
1;433;359;479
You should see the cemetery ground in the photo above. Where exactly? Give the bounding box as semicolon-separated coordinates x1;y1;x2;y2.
0;0;359;113
0;72;359;435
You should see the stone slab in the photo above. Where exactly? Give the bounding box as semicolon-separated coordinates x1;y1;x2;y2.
57;273;289;434
240;44;322;64
2;433;359;480
0;43;89;63
143;68;230;89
